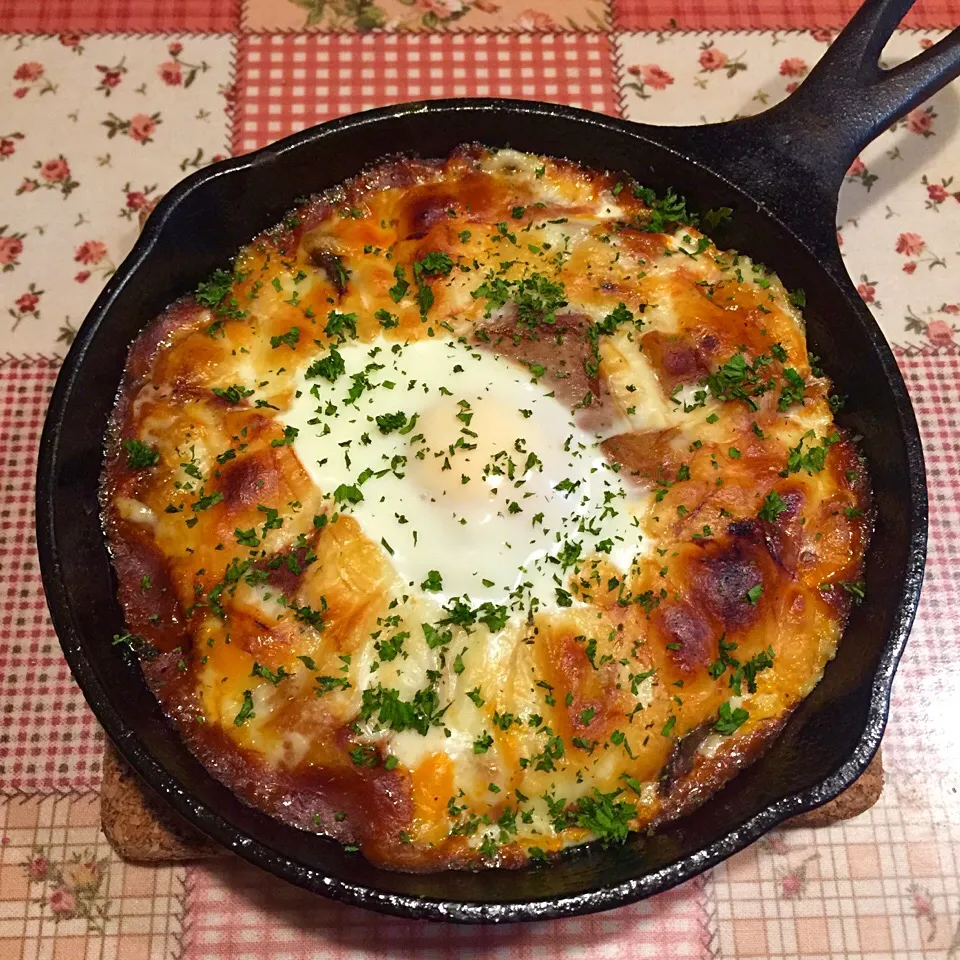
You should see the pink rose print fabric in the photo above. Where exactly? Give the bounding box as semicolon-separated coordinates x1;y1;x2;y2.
0;34;232;354
624;62;674;97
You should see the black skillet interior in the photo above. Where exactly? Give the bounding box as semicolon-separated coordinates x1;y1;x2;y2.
37;0;958;923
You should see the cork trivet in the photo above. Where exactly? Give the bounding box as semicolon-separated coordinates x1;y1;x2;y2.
99;743;883;862
783;749;884;828
100;746;222;861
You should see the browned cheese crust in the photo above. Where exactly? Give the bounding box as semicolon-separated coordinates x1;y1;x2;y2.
102;145;872;870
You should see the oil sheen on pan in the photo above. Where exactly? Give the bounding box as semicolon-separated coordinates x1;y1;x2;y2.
100;145;872;871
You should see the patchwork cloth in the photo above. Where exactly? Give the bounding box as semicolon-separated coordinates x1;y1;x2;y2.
0;2;959;957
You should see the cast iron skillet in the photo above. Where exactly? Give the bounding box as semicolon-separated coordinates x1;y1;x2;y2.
36;0;957;923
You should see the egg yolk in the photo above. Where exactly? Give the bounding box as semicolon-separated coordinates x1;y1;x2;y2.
409;396;534;506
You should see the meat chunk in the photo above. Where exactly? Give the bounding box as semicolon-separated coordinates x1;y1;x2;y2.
601;428;684;484
478;310;606;413
658;720;714;796
659;603;715;673
109;523;189;653
641;331;713;392
308;249;350;296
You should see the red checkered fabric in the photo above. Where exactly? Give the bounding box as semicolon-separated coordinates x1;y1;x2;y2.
0;359;101;794
884;347;960;775
182;860;709;959
0;0;238;32
896;345;960;640
235;33;617;154
612;0;960;29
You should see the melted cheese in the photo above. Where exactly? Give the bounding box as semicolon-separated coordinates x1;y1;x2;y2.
104;145;871;870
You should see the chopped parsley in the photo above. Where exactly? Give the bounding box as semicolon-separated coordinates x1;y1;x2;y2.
375;411;410;435
233;690;255;726
745;583;764;605
315;675;351;695
703;206;733;229
359;684;446;736
413;251;454;278
212;384;254;404
701;351;774;412
777;368;806;411
270;327;300;350
471;272;567;328
573;789;637;846
415;284;434;315
438;597;509;633
234;527;260;547
191;489;223;512
708;635;738;681
196;268;248;322
758;489;789;523
375;308;398;329
635;185;696;233
323;311;358;343
388;264;409;303
840;579;866;602
250;662;290;685
123;438;159;469
333;483;363;506
305;346;345;382
270;424;299;447
714;701;749;735
349;745;378;767
288;601;325;630
376;631;407;661
422;623;452;649
710;635;776;696
420;570;443;592
585;302;640;376
195;269;233;308
258;503;283;534
523;735;564;772
740;648;775;694
784;431;839;476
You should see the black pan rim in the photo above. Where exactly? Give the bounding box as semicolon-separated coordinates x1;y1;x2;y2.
36;97;928;924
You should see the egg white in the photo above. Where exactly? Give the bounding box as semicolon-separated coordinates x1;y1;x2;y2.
283;337;651;614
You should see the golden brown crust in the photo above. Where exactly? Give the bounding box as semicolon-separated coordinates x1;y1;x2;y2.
652;718;787;828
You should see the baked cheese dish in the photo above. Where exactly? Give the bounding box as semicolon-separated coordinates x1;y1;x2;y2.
102;145;871;870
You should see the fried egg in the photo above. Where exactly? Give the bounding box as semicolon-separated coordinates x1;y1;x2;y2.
284;337;650;612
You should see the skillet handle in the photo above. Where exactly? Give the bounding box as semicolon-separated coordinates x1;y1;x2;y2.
653;0;960;267
767;0;960;172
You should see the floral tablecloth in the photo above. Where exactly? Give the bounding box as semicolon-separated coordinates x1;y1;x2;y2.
1;2;959;958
